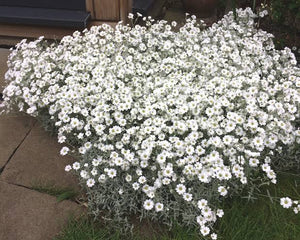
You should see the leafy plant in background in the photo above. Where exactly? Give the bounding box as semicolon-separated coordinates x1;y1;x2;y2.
2;8;300;239
225;0;300;23
270;0;300;23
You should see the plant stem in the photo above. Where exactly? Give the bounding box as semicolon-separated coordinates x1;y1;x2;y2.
252;0;257;12
232;0;237;21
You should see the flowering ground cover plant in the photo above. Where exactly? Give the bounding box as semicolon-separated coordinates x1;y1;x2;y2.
2;8;300;239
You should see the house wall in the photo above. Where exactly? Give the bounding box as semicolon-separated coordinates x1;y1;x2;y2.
87;0;132;23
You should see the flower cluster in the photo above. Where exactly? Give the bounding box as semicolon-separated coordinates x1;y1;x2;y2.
2;8;300;238
280;197;300;214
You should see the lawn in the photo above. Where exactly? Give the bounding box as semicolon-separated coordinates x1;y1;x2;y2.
54;172;300;240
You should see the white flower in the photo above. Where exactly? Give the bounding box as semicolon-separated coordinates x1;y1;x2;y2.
198;199;208;210
280;197;293;209
98;174;106;182
249;158;259;167
183;193;193;201
138;176;147;184
223;135;233;145
155;202;164;212
84;142;92;150
128;13;134;19
92;158;101;166
211;233;218;240
176;184;186;195
91;168;98;176
200;226;210;236
218;186;228;196
163;40;172;50
163;167;173;177
293;207;299;214
162;178;171;185
132;182;140;190
87;178;95;187
60;146;69;156
72;162;80;170
80;170;89;179
107;168;117;178
143;199;154;210
125;174;132;182
216;209;224;218
65;165;72;172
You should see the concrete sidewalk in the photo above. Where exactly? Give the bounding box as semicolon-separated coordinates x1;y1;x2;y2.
0;48;85;240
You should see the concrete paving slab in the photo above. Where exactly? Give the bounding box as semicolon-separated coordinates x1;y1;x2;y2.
0;181;84;240
1;123;80;191
0;113;36;170
0;48;10;92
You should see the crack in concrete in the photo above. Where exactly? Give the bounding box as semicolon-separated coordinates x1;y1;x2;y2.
0;118;86;207
0;121;37;174
0;180;84;206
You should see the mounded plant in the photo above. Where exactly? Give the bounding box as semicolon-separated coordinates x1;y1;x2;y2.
2;8;300;239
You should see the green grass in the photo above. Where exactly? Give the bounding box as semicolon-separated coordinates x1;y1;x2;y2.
31;182;78;202
53;218;202;240
217;172;300;240
54;172;300;240
53;217;120;240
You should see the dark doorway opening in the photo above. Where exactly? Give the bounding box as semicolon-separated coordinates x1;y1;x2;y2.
0;0;90;28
